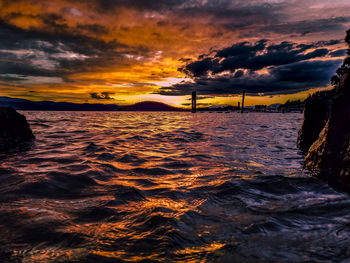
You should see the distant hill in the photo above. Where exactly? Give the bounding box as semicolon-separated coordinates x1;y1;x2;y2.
0;96;185;111
121;101;184;111
0;96;121;111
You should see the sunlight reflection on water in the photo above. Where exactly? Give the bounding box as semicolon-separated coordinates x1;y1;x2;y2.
1;112;350;262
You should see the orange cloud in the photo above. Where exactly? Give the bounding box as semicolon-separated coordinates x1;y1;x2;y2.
0;0;348;105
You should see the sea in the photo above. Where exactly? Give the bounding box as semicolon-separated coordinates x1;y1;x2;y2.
1;111;350;262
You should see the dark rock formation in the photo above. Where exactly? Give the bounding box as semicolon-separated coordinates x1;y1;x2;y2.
297;90;334;152
303;72;350;189
121;101;184;111
0;107;35;152
299;29;350;190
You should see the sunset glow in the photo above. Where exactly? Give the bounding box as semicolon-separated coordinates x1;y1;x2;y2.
0;0;349;106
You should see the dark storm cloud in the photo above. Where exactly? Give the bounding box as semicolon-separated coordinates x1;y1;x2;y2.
0;20;135;81
159;38;343;96
212;3;285;30
0;19;118;55
329;49;347;57
181;40;331;77
160;60;341;96
62;0;188;13
262;17;350;36
80;0;284;29
270;60;340;84
90;92;115;99
0;61;57;77
88;0;264;13
94;0;186;11
315;40;342;47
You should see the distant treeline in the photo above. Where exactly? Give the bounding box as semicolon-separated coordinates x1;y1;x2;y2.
280;88;336;111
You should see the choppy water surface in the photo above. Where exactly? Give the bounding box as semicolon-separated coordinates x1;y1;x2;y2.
1;112;350;262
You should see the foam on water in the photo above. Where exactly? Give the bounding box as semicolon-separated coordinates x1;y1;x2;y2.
1;112;350;262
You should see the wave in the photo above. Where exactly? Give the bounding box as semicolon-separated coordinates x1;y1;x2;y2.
1;112;350;262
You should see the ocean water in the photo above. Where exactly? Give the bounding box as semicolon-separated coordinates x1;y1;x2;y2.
1;111;350;262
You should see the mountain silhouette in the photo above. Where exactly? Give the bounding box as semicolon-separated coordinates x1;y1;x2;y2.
121;101;183;111
0;97;184;111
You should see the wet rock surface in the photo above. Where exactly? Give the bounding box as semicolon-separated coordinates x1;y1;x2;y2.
301;73;350;190
299;29;350;190
0;107;35;152
297;90;334;152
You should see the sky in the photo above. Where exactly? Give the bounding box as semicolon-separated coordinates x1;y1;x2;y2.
0;0;349;107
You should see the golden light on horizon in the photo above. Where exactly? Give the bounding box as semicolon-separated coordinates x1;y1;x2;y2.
0;0;348;106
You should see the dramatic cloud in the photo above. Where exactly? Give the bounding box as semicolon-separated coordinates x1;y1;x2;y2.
262;17;350;36
182;40;334;77
329;49;347;57
160;39;343;95
0;21;124;78
0;0;349;104
160;60;341;95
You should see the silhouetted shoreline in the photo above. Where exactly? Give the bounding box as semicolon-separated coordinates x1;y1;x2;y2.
0;96;303;113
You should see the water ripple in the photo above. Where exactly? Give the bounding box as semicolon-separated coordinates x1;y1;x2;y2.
1;112;350;262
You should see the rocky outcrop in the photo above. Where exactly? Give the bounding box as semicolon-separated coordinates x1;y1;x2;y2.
303;72;350;189
298;29;350;190
0;107;35;152
297;90;334;152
